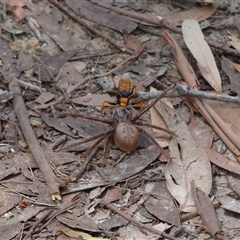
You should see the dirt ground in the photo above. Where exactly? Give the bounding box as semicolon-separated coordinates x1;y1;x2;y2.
1;0;240;240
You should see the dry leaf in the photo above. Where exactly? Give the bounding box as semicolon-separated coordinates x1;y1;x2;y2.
149;87;172;148
154;100;212;212
188;113;240;175
182;19;222;91
228;34;240;51
163;31;199;88
71;94;115;107
123;29;144;57
191;181;221;237
163;5;215;26
6;0;26;22
217;195;240;215
221;58;240;96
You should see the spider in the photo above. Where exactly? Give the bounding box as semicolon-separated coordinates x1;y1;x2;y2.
100;78;143;112
61;85;176;159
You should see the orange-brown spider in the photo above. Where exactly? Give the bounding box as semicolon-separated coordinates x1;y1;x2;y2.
61;85;176;158
100;78;143;112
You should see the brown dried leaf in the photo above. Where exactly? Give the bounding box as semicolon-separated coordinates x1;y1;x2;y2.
104;187;123;203
0;187;22;216
188;113;240;175
221;58;240;96
6;0;26;22
0;223;23;240
163;31;199;88
62;147;161;194
163;5;216;26
149;88;172;148
144;182;180;226
228;34;240;50
57;214;101;232
66;1;137;34
217;195;240;215
71;94;115;107
191;181;221;237
123;29;144;57
35;92;55;105
227;174;240;197
154;100;212;212
182;19;221;91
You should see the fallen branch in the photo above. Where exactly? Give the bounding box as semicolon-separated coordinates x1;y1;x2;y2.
99;200;179;240
9;81;66;200
137;84;240;104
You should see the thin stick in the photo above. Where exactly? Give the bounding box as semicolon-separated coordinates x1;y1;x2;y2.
99;200;179;240
9;81;65;200
137;84;240;104
92;2;240;58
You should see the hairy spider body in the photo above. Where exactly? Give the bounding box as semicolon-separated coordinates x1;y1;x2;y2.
100;78;142;112
61;85;176;156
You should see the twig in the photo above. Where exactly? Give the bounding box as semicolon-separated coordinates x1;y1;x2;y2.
0;182;57;207
38;198;82;232
47;0;125;51
13;77;45;93
92;2;240;58
26;16;45;43
137;84;240;104
99;200;179;240
9;81;66;200
26;209;53;236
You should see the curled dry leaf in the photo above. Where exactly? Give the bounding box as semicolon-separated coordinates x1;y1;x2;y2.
123;29;144;57
6;0;26;22
182;19;222;92
154;100;212;212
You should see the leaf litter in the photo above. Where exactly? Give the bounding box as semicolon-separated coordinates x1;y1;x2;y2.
1;0;240;240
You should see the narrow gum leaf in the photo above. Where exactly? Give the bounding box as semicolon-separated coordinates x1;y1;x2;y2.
182;19;222;92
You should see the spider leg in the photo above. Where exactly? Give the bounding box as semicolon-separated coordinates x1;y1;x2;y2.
96;134;112;166
131;85;175;123
136;126;169;158
130;98;143;110
68;131;114;181
60;129;114;151
60;112;113;124
101;100;118;113
135;121;177;136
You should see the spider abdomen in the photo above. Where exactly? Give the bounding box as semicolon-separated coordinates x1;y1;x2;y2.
114;122;140;154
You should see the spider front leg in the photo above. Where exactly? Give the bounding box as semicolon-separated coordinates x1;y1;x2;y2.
135;121;177;136
136;126;169;158
100;101;117;113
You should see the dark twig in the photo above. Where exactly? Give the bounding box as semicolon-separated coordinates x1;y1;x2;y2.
47;0;125;51
99;200;179;240
137;84;240;104
9;81;66;200
92;2;240;58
